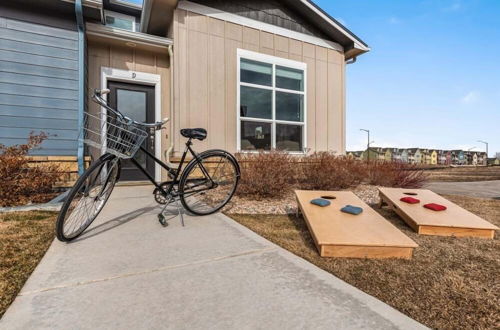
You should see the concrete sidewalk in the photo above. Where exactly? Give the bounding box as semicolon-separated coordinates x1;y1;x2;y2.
1;186;426;330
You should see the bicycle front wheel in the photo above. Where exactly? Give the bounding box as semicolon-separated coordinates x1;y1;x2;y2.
179;150;239;215
56;154;120;242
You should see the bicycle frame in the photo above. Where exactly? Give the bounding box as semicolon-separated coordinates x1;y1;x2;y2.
127;138;214;199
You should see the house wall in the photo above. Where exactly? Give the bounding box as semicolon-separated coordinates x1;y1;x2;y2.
171;9;346;155
86;40;171;178
0;15;79;156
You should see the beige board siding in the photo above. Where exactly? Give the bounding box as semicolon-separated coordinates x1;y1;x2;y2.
87;40;171;180
172;9;346;155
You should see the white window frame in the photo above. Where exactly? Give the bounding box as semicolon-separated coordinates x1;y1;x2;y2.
104;10;138;32
236;48;307;154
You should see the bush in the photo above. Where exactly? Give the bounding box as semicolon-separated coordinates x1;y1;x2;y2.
366;161;428;188
236;150;298;198
0;133;62;207
300;152;366;190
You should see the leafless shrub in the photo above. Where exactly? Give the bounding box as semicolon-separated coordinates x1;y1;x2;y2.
366;161;428;188
236;150;299;198
299;152;366;190
0;132;63;207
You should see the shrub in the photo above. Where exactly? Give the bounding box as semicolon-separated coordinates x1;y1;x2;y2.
300;152;366;190
0;133;62;207
236;150;299;198
366;161;428;188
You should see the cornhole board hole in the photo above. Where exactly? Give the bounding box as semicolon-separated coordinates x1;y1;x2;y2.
378;187;498;239
295;190;418;259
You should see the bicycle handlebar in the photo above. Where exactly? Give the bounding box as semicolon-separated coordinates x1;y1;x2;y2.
92;89;169;130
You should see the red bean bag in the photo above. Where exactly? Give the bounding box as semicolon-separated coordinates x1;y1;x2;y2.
400;197;420;204
424;203;447;211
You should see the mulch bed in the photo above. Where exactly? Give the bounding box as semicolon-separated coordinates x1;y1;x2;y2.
223;185;380;214
0;211;56;318
227;195;500;329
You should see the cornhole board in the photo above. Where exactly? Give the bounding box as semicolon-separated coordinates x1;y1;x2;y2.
378;187;498;239
295;190;418;259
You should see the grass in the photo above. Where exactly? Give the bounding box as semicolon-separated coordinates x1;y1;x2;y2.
228;195;500;329
0;211;56;318
426;166;500;182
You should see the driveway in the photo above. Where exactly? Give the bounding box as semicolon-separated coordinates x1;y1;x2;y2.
1;186;425;329
425;180;500;199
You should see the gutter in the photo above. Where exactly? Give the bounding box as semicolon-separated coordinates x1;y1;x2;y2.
75;0;85;175
165;44;175;167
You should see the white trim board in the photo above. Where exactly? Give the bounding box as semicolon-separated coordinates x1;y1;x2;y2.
177;1;343;52
100;67;163;182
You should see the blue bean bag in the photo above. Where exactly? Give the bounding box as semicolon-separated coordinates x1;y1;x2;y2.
310;198;331;207
341;205;363;215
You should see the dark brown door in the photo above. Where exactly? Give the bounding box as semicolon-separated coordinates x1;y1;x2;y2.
108;81;155;181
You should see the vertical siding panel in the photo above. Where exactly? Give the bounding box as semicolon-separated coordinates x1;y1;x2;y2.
208;34;226;149
171;9;346;155
177;26;188;153
187;30;209;151
134;49;156;74
315;59;328;151
110;45;134;70
259;31;274;56
327;62;343;153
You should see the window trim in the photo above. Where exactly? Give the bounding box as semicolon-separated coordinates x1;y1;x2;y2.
236;48;307;154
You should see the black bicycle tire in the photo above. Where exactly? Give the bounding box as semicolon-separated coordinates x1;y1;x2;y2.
56;154;120;242
179;150;240;216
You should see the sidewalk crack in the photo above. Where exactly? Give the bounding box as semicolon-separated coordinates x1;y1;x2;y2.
19;247;277;296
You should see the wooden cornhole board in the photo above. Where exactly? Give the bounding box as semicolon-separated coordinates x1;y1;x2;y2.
295;190;418;259
378;187;498;239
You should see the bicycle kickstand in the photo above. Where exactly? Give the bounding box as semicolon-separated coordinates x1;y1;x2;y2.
158;196;185;227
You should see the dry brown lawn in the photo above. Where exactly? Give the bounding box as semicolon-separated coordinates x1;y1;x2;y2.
0;211;56;318
427;166;500;182
228;195;500;330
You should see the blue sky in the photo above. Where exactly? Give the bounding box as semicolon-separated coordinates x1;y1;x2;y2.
315;0;499;156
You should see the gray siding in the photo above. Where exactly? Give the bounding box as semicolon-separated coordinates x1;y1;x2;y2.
191;0;328;39
0;17;79;155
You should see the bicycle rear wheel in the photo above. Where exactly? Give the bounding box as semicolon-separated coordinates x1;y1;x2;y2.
56;154;120;242
179;150;239;215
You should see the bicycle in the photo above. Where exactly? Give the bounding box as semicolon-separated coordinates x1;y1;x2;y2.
56;89;240;242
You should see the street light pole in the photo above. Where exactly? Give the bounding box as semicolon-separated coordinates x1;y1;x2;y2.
477;140;488;157
360;129;370;162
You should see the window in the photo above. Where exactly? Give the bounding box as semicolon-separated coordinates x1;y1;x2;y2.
105;11;139;32
237;49;306;152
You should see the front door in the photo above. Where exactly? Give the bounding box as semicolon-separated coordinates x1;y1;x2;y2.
108;81;155;181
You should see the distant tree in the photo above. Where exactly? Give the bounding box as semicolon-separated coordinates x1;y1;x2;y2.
495;152;500;159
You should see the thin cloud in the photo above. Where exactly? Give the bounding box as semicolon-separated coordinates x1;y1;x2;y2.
443;2;462;12
460;91;480;104
388;17;401;24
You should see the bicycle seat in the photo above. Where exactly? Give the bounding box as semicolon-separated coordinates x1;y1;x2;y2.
180;128;207;141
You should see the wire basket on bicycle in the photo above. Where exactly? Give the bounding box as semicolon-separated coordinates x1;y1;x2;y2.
81;110;148;159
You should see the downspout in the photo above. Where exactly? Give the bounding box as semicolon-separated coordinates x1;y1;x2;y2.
165;44;175;167
345;56;357;65
75;0;85;175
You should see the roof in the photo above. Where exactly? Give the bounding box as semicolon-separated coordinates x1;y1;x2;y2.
284;0;370;58
142;0;369;59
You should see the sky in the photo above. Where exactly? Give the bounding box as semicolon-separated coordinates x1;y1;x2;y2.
314;0;500;157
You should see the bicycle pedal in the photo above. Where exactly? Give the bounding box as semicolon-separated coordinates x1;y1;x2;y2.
158;214;168;227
